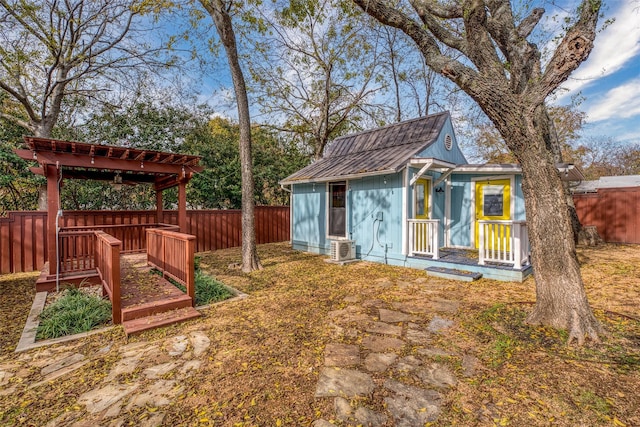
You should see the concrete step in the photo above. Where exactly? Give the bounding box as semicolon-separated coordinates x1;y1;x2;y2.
426;267;482;282
121;294;193;321
123;306;201;336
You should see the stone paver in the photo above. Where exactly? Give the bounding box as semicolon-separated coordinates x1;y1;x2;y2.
189;331;211;357
354;406;387;426
126;379;183;409
328;306;372;323
78;383;139;414
315;367;374;398
312;420;335;427
41;352;85;376
362;335;405;352
143;361;180;379
167;335;188;356
462;354;481;377
105;353;144;381
334;396;352;421
427;315;454;333
384;379;441;426
415;363;458;388
365;321;402;336
429;298;460;314
378;308;413;323
418;347;454;358
405;326;431;344
324;343;360;367
363;353;397;372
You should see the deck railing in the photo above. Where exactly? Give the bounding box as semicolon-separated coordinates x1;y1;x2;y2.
478;220;530;269
408;219;440;259
60;223;178;253
94;231;122;324
146;228;195;305
58;230;96;274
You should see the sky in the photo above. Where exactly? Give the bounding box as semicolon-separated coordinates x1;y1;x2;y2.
552;0;640;144
169;0;640;146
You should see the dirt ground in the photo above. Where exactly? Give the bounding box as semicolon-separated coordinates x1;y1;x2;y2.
0;243;638;426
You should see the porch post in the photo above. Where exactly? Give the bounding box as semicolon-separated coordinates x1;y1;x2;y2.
46;164;60;276
513;222;522;269
155;187;164;224
178;180;187;233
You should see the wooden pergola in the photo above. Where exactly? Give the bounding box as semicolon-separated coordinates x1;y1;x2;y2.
16;136;203;277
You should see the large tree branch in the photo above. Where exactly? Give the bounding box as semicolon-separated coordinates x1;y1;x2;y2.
0;111;33;131
532;0;601;105
353;0;476;88
461;0;506;77
409;0;466;52
0;80;38;121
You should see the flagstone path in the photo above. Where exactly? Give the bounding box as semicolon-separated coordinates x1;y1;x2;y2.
1;278;473;426
313;289;471;426
1;331;211;426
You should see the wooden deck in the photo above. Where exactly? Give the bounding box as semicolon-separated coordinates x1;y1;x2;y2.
119;254;200;335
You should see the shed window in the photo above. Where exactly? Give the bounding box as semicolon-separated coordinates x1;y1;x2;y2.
329;181;346;236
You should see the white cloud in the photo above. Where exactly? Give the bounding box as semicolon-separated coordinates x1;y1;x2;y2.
557;1;640;97
585;77;640;122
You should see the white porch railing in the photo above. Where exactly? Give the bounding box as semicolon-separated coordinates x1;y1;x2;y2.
408;219;440;259
478;220;530;269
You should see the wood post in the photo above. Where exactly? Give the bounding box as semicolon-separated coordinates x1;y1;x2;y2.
46;164;60;276
185;236;195;306
156;188;163;224
178;180;187;233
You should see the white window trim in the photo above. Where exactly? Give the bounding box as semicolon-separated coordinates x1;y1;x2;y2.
326;180;349;240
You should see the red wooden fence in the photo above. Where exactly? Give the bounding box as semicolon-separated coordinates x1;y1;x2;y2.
573;188;640;244
0;206;290;274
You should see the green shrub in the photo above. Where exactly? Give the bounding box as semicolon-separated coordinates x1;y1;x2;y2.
37;288;112;340
193;270;233;306
170;270;233;306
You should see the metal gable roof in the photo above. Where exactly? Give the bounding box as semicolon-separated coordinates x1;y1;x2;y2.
281;112;450;184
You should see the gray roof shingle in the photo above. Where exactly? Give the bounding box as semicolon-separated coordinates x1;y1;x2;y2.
281;112;449;184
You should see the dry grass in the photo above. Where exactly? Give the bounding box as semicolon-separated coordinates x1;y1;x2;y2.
0;243;638;426
0;271;37;356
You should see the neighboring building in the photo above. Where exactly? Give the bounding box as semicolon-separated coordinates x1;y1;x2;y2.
573;175;640;244
280;112;582;281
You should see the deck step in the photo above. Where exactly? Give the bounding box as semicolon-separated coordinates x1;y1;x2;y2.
123;306;201;335
121;294;193;321
426;267;483;282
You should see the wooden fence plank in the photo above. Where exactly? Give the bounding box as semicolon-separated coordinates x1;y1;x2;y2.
0;207;290;274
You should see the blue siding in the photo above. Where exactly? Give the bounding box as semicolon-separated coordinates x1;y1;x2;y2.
292;183;327;253
448;175;473;247
349;173;404;262
514;175;525;221
417;117;468;164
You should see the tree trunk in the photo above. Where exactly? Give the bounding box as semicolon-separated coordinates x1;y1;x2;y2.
202;0;262;272
506;110;602;345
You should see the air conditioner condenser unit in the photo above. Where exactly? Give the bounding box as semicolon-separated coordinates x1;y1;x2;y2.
330;240;356;262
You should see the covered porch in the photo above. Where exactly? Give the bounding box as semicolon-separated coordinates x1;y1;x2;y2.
407;219;532;281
